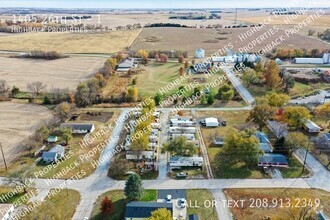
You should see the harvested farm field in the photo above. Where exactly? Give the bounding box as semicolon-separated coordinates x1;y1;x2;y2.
0;30;140;53
0;102;53;168
130;27;330;56
0;56;105;90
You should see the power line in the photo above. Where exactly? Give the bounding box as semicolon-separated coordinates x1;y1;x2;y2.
0;142;8;171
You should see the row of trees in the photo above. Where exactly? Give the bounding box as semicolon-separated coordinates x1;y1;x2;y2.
273;48;329;59
242;60;295;93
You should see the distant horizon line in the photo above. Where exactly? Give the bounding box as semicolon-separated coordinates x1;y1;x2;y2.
1;7;329;9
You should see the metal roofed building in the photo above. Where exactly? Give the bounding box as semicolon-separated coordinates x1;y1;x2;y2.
258;153;288;167
303;119;321;133
195;48;205;58
61;123;95;134
254;131;272;153
124;202;173;219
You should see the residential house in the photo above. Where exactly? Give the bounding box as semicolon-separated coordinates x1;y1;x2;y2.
42;145;65;163
61;123;95;134
254;131;272;153
124;202;173;220
169;127;196;134
170;133;195;141
169;156;203;167
116;59;135;72
0;204;14;220
258;153;288;167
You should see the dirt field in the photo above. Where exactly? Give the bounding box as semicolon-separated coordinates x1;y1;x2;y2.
0;56;105;90
131;26;330;56
0;30;140;53
0;102;53;167
225;188;330;219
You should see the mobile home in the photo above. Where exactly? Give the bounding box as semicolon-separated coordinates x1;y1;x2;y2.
169;156;203;167
171;133;195;141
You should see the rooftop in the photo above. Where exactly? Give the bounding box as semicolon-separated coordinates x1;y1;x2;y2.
125;202;172;218
158;189;186;200
258;153;288;164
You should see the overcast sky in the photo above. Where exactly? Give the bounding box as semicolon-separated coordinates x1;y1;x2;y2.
1;0;329;9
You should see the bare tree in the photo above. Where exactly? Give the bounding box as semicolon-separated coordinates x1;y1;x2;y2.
27;81;47;96
0;80;10;95
5;169;34;193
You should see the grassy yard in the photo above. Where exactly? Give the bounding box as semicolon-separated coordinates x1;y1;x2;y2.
133;62;225;98
186;189;218;220
197;110;268;178
21;189;80;220
281;155;310;178
0;187;30;204
1;108;120;179
245;81;330;98
90;190;157;220
224;188;330;220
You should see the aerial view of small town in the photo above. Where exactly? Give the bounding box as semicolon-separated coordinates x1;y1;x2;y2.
0;0;329;219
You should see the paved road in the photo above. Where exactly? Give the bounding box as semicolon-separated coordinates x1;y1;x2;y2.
223;66;255;104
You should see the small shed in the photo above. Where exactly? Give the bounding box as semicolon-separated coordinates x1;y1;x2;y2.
213;137;224;146
195;48;205;58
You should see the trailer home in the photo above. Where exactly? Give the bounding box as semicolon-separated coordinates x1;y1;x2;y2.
169;156;203;167
171;133;195;141
303;119;321;133
169;127;196;134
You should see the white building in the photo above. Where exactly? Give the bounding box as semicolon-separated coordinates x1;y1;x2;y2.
293;58;324;64
171;133;195;141
61;123;95;134
204;118;219;127
303;119;321;133
169;126;196;134
126;151;155;161
195;48;205;58
169;156;203;167
42;145;65;163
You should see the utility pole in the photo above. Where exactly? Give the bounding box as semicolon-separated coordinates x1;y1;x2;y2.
0;142;8;171
301;140;310;176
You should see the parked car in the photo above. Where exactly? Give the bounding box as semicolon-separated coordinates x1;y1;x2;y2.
178;198;186;208
166;195;172;203
176;172;188;179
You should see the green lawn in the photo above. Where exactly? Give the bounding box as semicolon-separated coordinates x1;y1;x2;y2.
90;189;157;220
186;189;218;220
0;187;30;205
245;81;330;98
281;155;310;178
134;62;225;98
21;189;80;220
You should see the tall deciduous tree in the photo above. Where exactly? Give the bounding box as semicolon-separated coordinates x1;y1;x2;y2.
285;132;310;153
283;106;311;128
265;92;290;107
54;102;72;122
247;103;275;130
282;73;295;93
124;173;144;201
222;130;261;166
242;68;260;87
163;136;197;156
27;81;47;96
264;60;281;89
137;50;149;64
315;102;330;120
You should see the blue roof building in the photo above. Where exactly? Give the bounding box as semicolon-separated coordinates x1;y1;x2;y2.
258;153;288;167
255;131;272;153
125;202;173;219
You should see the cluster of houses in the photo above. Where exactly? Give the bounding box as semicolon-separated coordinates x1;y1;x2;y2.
40;123;95;163
168;116;204;169
124;110;162;170
254;131;289;168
